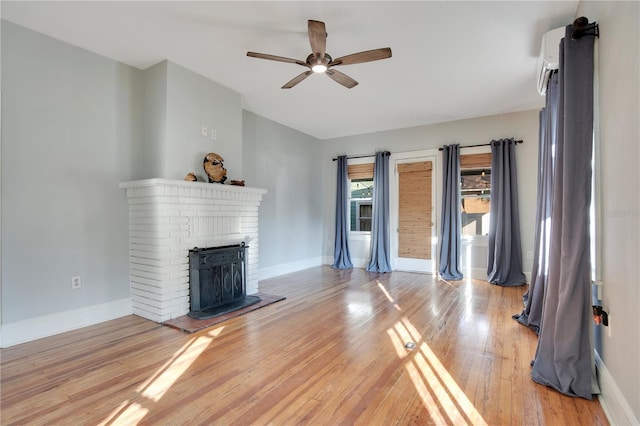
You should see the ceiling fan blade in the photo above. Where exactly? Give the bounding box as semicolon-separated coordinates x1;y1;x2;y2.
282;70;313;89
329;47;392;66
247;52;307;67
308;20;327;58
326;69;358;89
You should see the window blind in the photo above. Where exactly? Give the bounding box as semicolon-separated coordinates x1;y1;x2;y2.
348;163;374;180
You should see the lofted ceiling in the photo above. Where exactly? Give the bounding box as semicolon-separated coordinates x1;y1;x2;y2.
1;1;578;140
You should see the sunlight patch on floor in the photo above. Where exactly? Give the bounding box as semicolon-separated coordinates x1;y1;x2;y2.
389;318;488;426
405;362;449;423
377;281;402;311
100;325;225;425
140;334;213;401
419;340;487;425
387;327;408;359
100;401;149;425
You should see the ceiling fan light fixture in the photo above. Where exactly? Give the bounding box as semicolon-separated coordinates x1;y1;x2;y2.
308;53;331;73
312;64;327;73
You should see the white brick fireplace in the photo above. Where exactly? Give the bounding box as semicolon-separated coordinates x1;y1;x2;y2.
120;179;266;322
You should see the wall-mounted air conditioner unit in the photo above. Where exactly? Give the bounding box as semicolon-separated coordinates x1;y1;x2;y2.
536;27;565;95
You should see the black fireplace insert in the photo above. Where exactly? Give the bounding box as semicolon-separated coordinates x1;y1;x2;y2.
188;243;260;319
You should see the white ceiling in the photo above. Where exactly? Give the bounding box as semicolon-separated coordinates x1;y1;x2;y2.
2;1;578;140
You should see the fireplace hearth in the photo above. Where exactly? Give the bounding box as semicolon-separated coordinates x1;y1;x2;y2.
188;243;260;319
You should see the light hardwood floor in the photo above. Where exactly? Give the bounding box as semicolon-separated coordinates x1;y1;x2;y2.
1;266;608;425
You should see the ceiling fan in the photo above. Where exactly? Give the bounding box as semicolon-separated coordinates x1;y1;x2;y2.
247;20;392;89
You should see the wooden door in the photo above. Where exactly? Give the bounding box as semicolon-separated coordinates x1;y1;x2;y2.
396;161;434;272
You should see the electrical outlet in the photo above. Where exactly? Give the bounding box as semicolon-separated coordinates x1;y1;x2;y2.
210;129;217;140
71;276;82;289
201;125;208;137
526;250;533;260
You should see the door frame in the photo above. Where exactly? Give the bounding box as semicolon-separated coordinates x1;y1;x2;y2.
389;149;440;273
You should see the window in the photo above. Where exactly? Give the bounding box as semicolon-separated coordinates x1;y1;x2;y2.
347;163;374;233
461;169;490;236
460;153;492;236
350;179;373;231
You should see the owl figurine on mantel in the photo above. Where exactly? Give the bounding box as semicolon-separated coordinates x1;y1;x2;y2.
203;152;227;184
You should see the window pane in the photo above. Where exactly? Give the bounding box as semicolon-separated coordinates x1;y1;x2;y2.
350;178;373;232
461;170;491;236
359;218;372;232
350;179;373;198
359;204;372;218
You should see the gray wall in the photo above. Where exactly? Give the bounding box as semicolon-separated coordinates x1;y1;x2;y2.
1;21;138;322
164;61;243;181
243;111;323;270
136;60;243;182
577;1;640;420
135;60;167;180
320;109;540;272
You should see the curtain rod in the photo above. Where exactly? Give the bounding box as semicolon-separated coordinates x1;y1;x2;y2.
438;139;523;151
332;151;391;161
332;141;523;159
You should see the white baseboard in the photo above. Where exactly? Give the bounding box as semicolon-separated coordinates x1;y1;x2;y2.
258;257;323;281
461;267;531;284
595;351;639;425
350;257;369;269
321;256;369;269
0;298;132;348
320;259;532;284
460;267;487;281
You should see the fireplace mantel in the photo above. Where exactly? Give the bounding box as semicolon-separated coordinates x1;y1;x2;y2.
120;178;267;199
120;178;267;322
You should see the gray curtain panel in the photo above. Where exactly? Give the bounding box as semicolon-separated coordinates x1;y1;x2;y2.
332;155;353;269
487;138;527;286
366;152;392;273
531;25;598;399
438;144;463;280
513;72;559;332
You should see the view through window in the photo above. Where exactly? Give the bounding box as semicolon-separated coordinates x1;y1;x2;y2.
461;169;491;236
350;178;373;232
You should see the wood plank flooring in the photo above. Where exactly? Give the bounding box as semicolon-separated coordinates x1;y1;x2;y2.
1;266;609;425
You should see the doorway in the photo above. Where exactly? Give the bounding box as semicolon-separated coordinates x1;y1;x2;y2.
390;151;438;273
